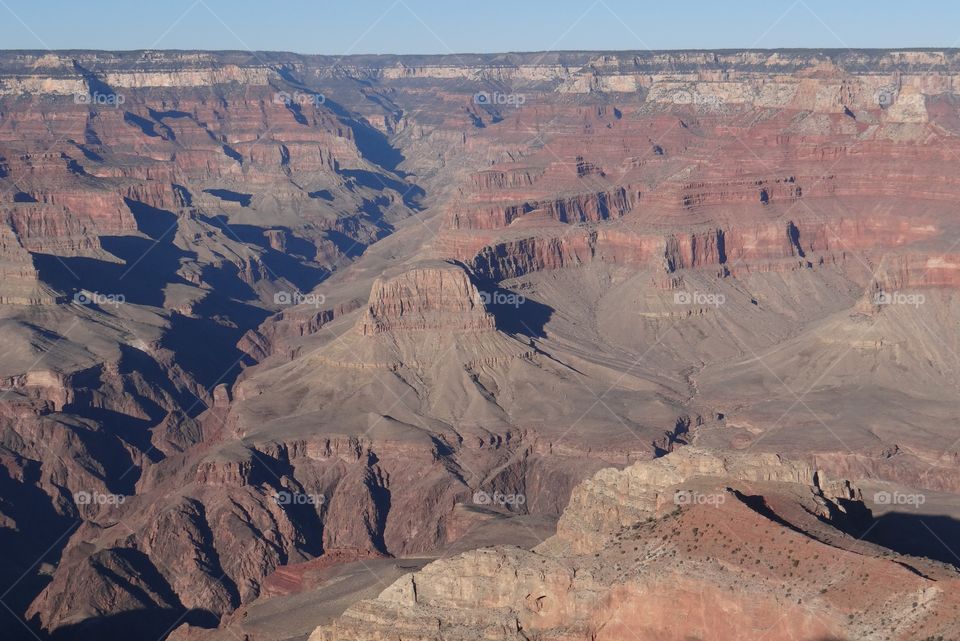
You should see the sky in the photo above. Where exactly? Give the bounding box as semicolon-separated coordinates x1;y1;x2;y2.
1;0;959;54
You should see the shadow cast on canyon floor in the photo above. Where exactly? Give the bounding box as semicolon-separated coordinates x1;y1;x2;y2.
487;288;553;338
0;475;77;641
46;606;218;641
860;511;960;567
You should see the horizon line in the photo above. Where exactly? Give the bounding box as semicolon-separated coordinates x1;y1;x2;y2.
3;46;960;58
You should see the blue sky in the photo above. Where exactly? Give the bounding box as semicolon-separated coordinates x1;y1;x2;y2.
1;0;959;54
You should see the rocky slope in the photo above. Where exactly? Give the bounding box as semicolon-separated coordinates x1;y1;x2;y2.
310;448;960;641
2;48;960;639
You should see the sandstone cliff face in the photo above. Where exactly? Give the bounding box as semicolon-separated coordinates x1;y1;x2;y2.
449;187;634;230
555;447;858;554
357;261;495;335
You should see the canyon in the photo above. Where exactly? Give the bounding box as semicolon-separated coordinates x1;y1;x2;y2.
1;48;960;640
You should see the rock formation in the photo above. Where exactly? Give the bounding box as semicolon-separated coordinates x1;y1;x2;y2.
1;48;960;640
311;449;960;641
